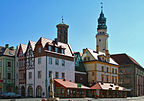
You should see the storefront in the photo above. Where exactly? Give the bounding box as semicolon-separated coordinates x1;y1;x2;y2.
90;83;129;98
54;79;89;98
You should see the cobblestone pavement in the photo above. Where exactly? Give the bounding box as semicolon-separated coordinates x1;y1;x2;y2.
0;97;144;101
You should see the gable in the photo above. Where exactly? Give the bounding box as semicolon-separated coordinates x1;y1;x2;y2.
82;49;95;61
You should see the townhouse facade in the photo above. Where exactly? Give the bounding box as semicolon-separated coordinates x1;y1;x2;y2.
17;44;27;97
111;54;144;97
0;44;15;93
82;48;119;85
14;21;75;98
25;41;36;97
80;6;119;86
74;52;88;86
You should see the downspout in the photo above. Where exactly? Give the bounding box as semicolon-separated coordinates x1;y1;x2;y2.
46;52;48;97
34;55;35;97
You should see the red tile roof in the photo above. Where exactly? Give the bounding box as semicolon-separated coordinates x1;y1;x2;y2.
91;83;126;91
54;79;89;89
111;53;141;67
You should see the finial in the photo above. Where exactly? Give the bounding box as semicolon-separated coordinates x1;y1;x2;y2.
61;16;64;23
100;2;103;12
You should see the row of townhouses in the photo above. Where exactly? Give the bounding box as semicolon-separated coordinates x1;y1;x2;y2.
0;6;144;98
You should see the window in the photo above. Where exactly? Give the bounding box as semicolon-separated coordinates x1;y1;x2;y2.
101;66;104;72
99;39;101;42
84;57;86;61
115;77;117;83
0;60;2;67
23;73;25;79
7;61;11;67
55;59;59;65
55;72;59;78
61;49;65;54
62;73;65;79
101;74;104;82
92;72;94;76
112;68;114;74
16;74;18;79
49;58;52;65
8;73;11;79
49;71;52;78
107;67;109;73
20;51;23;56
62;60;65;66
29;72;32;79
38;71;41;79
112;76;114;83
38;47;41;53
106;75;109;82
55;47;58;53
48;46;52;51
0;73;1;79
88;57;90;61
29;58;32;66
115;69;118;74
38;58;41;64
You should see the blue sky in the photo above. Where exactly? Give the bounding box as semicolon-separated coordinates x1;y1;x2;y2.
0;0;144;67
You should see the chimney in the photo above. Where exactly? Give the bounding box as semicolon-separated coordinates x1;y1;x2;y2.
5;44;9;48
9;46;14;50
54;38;58;44
83;49;86;54
105;50;109;56
96;45;99;53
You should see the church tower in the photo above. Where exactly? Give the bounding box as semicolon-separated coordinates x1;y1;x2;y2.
56;17;69;44
96;3;109;53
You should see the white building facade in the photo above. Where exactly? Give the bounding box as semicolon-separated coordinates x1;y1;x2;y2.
34;37;75;97
25;41;36;97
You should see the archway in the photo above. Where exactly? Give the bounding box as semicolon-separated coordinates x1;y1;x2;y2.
36;85;42;97
15;86;19;94
21;86;25;97
28;86;33;97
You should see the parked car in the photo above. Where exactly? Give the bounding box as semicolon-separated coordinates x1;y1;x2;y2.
0;92;9;98
7;92;21;98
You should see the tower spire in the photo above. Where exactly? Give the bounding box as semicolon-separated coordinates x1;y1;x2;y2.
61;16;64;24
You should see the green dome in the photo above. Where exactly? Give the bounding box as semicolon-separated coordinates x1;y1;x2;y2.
97;11;107;30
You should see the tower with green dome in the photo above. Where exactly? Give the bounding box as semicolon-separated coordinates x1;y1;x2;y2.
96;3;109;53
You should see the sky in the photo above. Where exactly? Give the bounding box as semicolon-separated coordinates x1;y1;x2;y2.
0;0;144;67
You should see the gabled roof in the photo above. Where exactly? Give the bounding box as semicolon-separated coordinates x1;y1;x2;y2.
29;41;36;51
85;48;118;65
20;44;27;54
38;37;73;57
54;79;89;89
91;83;126;91
0;46;15;57
111;53;141;67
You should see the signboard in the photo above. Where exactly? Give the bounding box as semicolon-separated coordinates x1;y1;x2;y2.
77;83;81;88
0;80;3;82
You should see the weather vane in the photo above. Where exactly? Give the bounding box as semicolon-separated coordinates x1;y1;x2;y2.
100;1;103;11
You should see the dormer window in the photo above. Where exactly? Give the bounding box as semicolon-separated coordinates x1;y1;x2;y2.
48;46;52;51
38;47;41;53
20;51;23;56
61;49;65;54
55;47;58;53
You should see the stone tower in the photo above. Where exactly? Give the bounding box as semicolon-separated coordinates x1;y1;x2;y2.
56;18;69;44
96;4;109;53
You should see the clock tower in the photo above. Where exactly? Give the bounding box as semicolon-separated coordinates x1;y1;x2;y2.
96;3;109;53
56;17;69;44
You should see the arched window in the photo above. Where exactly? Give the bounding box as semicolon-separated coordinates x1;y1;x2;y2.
28;86;33;97
36;85;42;97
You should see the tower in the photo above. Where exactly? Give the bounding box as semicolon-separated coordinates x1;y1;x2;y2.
56;17;69;44
96;3;109;53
